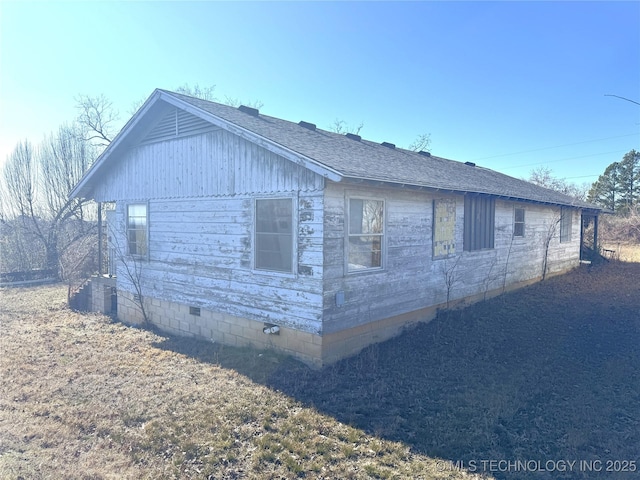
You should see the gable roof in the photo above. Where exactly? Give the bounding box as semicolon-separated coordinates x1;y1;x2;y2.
71;89;600;211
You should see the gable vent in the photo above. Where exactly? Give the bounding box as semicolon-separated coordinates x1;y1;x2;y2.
345;133;361;141
142;107;215;144
465;161;476;167
418;150;432;157
238;105;259;116
381;141;396;149
298;121;316;131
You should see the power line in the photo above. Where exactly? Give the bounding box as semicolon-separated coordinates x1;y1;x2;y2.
472;133;638;161
497;149;630;170
564;174;600;180
605;94;640;107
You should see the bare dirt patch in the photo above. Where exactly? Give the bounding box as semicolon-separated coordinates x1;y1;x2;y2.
1;257;639;479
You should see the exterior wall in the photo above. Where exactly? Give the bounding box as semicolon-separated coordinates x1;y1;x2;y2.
322;181;581;348
113;192;324;334
94;125;583;367
91;129;324;202
107;130;325;340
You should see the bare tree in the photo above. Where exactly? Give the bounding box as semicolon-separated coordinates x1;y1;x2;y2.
440;255;462;308
408;133;431;153
175;83;217;101
76;94;119;148
107;218;150;325
0;125;97;277
527;166;589;201
541;212;561;280
329;119;364;135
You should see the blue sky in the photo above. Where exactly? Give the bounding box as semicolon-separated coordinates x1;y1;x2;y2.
1;1;638;185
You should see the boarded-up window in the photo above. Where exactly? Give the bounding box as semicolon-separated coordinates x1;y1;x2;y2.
560;207;572;243
433;199;456;258
464;196;495;251
127;204;148;256
348;198;384;272
514;207;525;237
255;198;293;272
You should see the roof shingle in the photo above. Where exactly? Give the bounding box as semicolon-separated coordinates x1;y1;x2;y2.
164;90;598;209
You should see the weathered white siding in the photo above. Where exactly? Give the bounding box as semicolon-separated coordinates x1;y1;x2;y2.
113;192;324;334
92;130;324;202
105;130;325;334
322;181;581;334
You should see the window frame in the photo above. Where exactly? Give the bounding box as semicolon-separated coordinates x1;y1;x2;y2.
254;197;296;274
126;202;149;258
560;207;572;243
463;195;495;252
345;195;385;274
513;207;525;238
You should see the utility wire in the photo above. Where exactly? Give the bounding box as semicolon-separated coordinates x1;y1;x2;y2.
605;94;640;106
472;133;638;161
497;149;630;170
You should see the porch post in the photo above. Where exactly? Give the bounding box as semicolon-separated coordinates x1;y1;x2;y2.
593;214;599;253
97;202;103;275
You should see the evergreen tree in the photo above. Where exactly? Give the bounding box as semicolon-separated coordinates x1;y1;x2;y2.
618;149;640;213
588;162;622;212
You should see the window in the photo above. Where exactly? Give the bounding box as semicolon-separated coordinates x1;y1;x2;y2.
127;204;148;256
514;207;525;237
463;196;495;251
255;198;293;273
560;207;572;243
348;198;384;272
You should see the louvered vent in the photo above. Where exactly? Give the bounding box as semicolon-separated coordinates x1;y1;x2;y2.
142;108;215;144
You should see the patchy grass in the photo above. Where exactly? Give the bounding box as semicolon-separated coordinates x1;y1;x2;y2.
602;243;640;262
0;286;471;479
2;254;640;479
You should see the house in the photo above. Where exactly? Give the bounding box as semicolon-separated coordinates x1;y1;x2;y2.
70;89;602;367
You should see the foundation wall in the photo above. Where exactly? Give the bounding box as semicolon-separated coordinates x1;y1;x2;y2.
117;290;323;368
114;269;568;368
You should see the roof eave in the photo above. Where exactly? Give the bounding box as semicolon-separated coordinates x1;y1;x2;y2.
340;175;602;211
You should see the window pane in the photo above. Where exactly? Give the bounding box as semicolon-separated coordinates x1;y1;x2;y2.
514;222;524;237
515;208;525;223
349;199;383;234
255;233;293;271
255;199;293;272
348;236;382;270
560;208;571;243
127;204;147;256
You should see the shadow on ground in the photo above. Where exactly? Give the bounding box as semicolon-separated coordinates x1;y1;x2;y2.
154;262;640;479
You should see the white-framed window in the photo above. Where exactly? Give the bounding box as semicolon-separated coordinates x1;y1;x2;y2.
255;198;294;273
347;197;384;272
127;203;148;257
514;207;525;237
560;207;572;243
463;195;495;251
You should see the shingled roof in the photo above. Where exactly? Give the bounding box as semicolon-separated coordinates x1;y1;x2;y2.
72;89;601;211
162;90;598;210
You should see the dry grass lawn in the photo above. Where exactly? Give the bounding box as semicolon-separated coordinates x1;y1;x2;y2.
2;251;640;479
0;287;469;480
